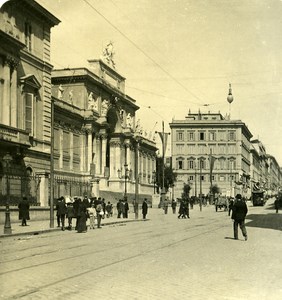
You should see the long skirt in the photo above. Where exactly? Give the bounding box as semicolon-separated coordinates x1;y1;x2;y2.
77;214;87;233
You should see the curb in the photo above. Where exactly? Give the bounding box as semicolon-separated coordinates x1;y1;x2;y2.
0;218;146;239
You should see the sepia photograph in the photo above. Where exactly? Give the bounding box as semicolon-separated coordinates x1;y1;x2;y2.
0;0;282;299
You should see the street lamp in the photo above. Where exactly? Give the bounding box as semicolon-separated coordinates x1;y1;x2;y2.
117;164;131;201
3;153;13;234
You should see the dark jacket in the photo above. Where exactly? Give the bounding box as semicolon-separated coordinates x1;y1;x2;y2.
56;200;67;215
232;200;248;221
142;201;148;214
18;199;30;220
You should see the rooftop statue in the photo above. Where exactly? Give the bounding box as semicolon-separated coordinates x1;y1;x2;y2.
101;42;116;69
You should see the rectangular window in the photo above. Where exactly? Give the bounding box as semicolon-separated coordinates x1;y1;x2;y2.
189;175;194;181
200;175;205;181
209;132;216;141
188;132;194;141
229;131;236;141
188;160;194;169
24;93;33;134
25;22;32;51
177;132;184;141
178;160;183;169
219;176;225;182
199;132;205;140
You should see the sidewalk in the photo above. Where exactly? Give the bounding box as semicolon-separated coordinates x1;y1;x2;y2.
0;210;149;239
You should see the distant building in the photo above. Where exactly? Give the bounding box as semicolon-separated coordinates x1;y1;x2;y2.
170;111;253;199
0;0;60;205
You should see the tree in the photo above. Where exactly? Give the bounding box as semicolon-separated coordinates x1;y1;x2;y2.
155;157;177;193
182;183;191;200
210;184;220;203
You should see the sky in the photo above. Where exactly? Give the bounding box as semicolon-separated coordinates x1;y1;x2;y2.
7;0;282;164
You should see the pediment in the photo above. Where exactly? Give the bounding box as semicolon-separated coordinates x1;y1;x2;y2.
20;74;41;91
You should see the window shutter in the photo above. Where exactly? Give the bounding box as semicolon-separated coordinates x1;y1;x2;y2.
25;93;33;133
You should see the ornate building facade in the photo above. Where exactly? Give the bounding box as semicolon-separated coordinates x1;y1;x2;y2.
0;0;60;206
51;56;157;203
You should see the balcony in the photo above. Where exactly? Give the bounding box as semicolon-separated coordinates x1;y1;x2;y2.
0;124;31;147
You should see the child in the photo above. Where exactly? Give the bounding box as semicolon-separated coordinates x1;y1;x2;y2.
87;203;96;229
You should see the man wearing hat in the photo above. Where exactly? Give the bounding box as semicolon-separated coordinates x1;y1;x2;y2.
231;194;248;241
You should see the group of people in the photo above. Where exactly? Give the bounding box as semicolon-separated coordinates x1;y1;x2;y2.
56;196;113;233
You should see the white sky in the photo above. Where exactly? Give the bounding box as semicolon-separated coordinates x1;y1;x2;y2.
8;0;282;165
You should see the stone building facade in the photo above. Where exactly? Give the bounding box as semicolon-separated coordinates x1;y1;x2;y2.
170;111;253;199
0;0;60;206
51;58;157;203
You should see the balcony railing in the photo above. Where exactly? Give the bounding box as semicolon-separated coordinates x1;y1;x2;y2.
0;124;30;146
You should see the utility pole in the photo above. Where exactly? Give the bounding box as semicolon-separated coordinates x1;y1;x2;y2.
50;98;54;228
156;121;170;208
199;158;202;212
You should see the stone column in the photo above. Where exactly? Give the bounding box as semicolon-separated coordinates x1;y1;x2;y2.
2;59;10;126
95;135;101;175
92;133;97;165
39;173;49;207
59;127;63;169
10;63;18;128
109;140;116;178
70;131;73;171
115;141;122;177
101;134;107;176
87;129;92;172
80;131;85;172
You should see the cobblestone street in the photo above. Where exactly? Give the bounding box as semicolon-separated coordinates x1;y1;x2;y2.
1;198;282;300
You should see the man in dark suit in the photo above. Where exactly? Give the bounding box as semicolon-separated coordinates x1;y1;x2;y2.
56;196;67;231
232;194;248;241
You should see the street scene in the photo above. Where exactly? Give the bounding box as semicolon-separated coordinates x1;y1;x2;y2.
1;197;282;300
1;0;282;299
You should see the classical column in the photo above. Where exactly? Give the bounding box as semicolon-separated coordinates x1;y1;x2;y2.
59;127;63;169
2;59;10;125
101;134;107;176
80;131;85;172
95;134;101;175
109;140;116;178
115;141;122;177
87;129;93;172
70;131;73;170
10;62;18;128
92;133;97;165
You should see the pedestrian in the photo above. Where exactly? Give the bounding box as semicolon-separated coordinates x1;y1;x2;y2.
87;203;96;229
171;199;177;214
95;197;103;228
117;199;123;218
228;197;234;216
56;197;62;228
18;196;30;226
142;198;148;219
178;199;186;219
56;196;67;231
274;197;279;213
66;202;75;230
77;198;87;233
163;198;169;214
231;194;248;241
105;201;113;217
123;199;129;218
73;197;80;230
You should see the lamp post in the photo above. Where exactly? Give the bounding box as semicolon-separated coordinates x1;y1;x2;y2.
117;164;130;201
3;153;13;234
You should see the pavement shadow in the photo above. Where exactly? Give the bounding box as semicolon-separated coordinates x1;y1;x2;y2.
245;213;282;231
